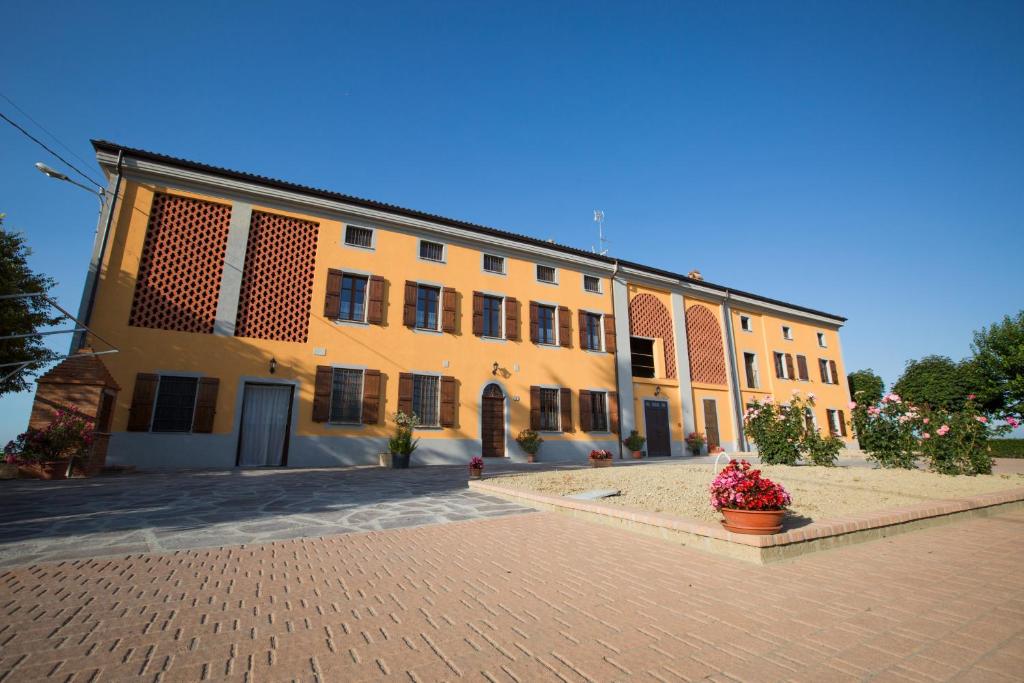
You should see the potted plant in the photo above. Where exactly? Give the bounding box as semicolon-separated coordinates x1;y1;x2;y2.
623;431;645;459
388;411;420;469
3;406;96;480
685;431;705;456
515;429;543;463
589;449;613;467
0;454;18;480
710;459;791;534
468;456;484;479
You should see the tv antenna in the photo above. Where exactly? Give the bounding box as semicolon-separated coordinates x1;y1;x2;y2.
592;210;609;256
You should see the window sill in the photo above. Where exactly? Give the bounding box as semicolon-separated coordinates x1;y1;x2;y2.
412;327;443;335
535;342;562;349
414;426;443;431
582;348;607;355
418;258;446;265
326;422;365;429
342;243;375;252
479;336;507;344
333;319;369;327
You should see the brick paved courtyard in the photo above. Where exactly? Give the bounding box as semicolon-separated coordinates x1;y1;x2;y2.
1;507;1022;682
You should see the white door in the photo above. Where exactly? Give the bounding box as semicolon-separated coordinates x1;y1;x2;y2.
237;384;293;467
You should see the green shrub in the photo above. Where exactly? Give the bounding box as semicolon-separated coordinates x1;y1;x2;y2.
743;395;804;465
851;394;918;469
802;428;843;466
987;439;1024;458
388;411;420;456
515;429;543;455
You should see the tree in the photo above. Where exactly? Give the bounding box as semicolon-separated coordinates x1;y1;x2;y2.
848;368;884;406
969;311;1024;421
892;355;976;410
0;215;60;395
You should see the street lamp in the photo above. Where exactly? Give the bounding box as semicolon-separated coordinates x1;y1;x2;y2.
35;162;104;200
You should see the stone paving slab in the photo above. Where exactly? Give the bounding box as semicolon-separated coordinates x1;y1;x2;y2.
0;508;1022;681
0;465;535;567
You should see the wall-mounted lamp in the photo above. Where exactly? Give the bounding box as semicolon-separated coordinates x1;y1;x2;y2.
654;386;661;396
492;361;499;376
269;357;277;375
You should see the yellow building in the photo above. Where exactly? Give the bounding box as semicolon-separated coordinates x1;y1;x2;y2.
62;141;853;468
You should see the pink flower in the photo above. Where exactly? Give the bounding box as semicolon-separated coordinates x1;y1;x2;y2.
848;401;857;409
1007;417;1020;428
764;396;774;404
975;416;988;424
937;425;950;436
923;418;929;424
968;394;976;400
922;432;930;440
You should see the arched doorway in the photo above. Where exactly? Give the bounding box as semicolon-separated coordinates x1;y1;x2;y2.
481;383;505;457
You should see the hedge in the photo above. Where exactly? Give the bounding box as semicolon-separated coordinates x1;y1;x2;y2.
988;439;1024;459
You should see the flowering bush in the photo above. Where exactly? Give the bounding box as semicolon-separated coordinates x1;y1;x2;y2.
388;411;421;456
589;449;613;460
849;393;918;469
469;456;484;470
622;431;646;452
685;431;705;453
710;459;791;511
743;393;842;466
3;406;95;464
515;429;543;456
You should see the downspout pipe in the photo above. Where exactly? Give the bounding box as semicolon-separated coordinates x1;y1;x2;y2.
610;259;624;460
73;150;123;351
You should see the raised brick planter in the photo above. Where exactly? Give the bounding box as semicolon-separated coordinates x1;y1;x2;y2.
469;479;1024;564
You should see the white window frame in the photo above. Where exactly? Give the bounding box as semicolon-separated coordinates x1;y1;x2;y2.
481;253;507;275
827;409;842;436
336;271;371;325
582;274;603;295
820;358;835;385
535;263;558;285
740;315;753;333
534;301;560;347
328;366;365;426
342;223;376;251
417;238;447;264
411;372;442;428
414;282;443;333
782;325;793;341
537;385;562;432
743;351;760;389
774;351;791;380
805;407;818;431
581;310;605;352
817;331;828;348
480;292;505;340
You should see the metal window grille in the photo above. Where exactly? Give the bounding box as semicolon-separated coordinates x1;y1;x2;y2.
539;388;560;431
416;286;440;329
151;376;198;432
412;375;440;427
591;391;608;431
536;265;556;283
483;254;505;273
330;368;363;423
345;226;373;248
340;275;368;321
583;275;601;293
420;241;444;261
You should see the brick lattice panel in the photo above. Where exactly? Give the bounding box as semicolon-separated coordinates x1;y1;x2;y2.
234;210;319;343
686;304;727;384
629;293;677;379
129;193;232;333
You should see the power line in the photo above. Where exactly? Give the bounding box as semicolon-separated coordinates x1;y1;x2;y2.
0;110;105;190
0;92;100;177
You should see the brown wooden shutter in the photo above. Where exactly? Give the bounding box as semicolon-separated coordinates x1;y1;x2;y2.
608;392;620;433
440;376;457;427
324;269;343;318
838;410;848;436
604;314;617;353
505;297;520;340
529;301;540;343
366;276;386;325
785;353;795;380
558;306;571;348
442;287;457;333
560;387;573;432
829;360;839;385
398;373;414;415
403;281;418;327
578;310;587;349
819;358;828;382
579;390;593;432
192;377;219;433
313;365;333;422
127;373;159;431
362;370;382;424
472;291;484;336
529;385;541;430
797;355;809;381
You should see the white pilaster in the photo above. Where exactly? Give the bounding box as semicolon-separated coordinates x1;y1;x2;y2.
611;278;635;444
670;293;696;440
214;202;254;336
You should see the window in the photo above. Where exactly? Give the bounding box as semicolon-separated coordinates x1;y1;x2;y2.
151;376;198;432
412;374;440;427
583;312;603;351
414;285;440;330
419;240;445;262
330;368;363;424
827;409;843;436
631;337;656;378
740;315;752;332
339;274;367;322
536;264;556;283
819;358;835;384
743;352;759;389
482;295;503;337
782;325;793;340
589;391;609;431
774;352;791;380
539;388;560;431
344;225;373;249
583;275;601;293
483;254;505;274
536;304;556;344
804;408;817;432
817;332;827;348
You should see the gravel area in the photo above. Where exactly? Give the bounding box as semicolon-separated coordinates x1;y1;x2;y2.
489;462;1024;524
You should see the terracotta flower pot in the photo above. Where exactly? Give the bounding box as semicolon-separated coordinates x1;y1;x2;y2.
526;454;536;463
631;450;644;459
0;463;18;480
590;458;613;468
18;461;69;480
720;508;785;535
469;466;483;479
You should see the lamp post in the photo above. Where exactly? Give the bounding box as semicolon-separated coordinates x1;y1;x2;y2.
35;162;105;201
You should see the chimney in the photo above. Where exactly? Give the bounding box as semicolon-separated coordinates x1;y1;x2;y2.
687;269;704;281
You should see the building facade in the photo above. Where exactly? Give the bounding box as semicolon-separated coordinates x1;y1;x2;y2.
64;141;853;469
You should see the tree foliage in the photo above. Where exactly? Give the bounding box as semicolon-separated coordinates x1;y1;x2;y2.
847;368;884;406
0;215;60;395
969;311;1024;421
892;355;976;410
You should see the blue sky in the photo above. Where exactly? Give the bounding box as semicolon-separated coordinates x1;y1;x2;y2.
1;1;1022;443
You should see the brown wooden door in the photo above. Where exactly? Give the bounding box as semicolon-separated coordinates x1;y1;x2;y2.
481;383;505;457
643;400;671;457
703;398;720;450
